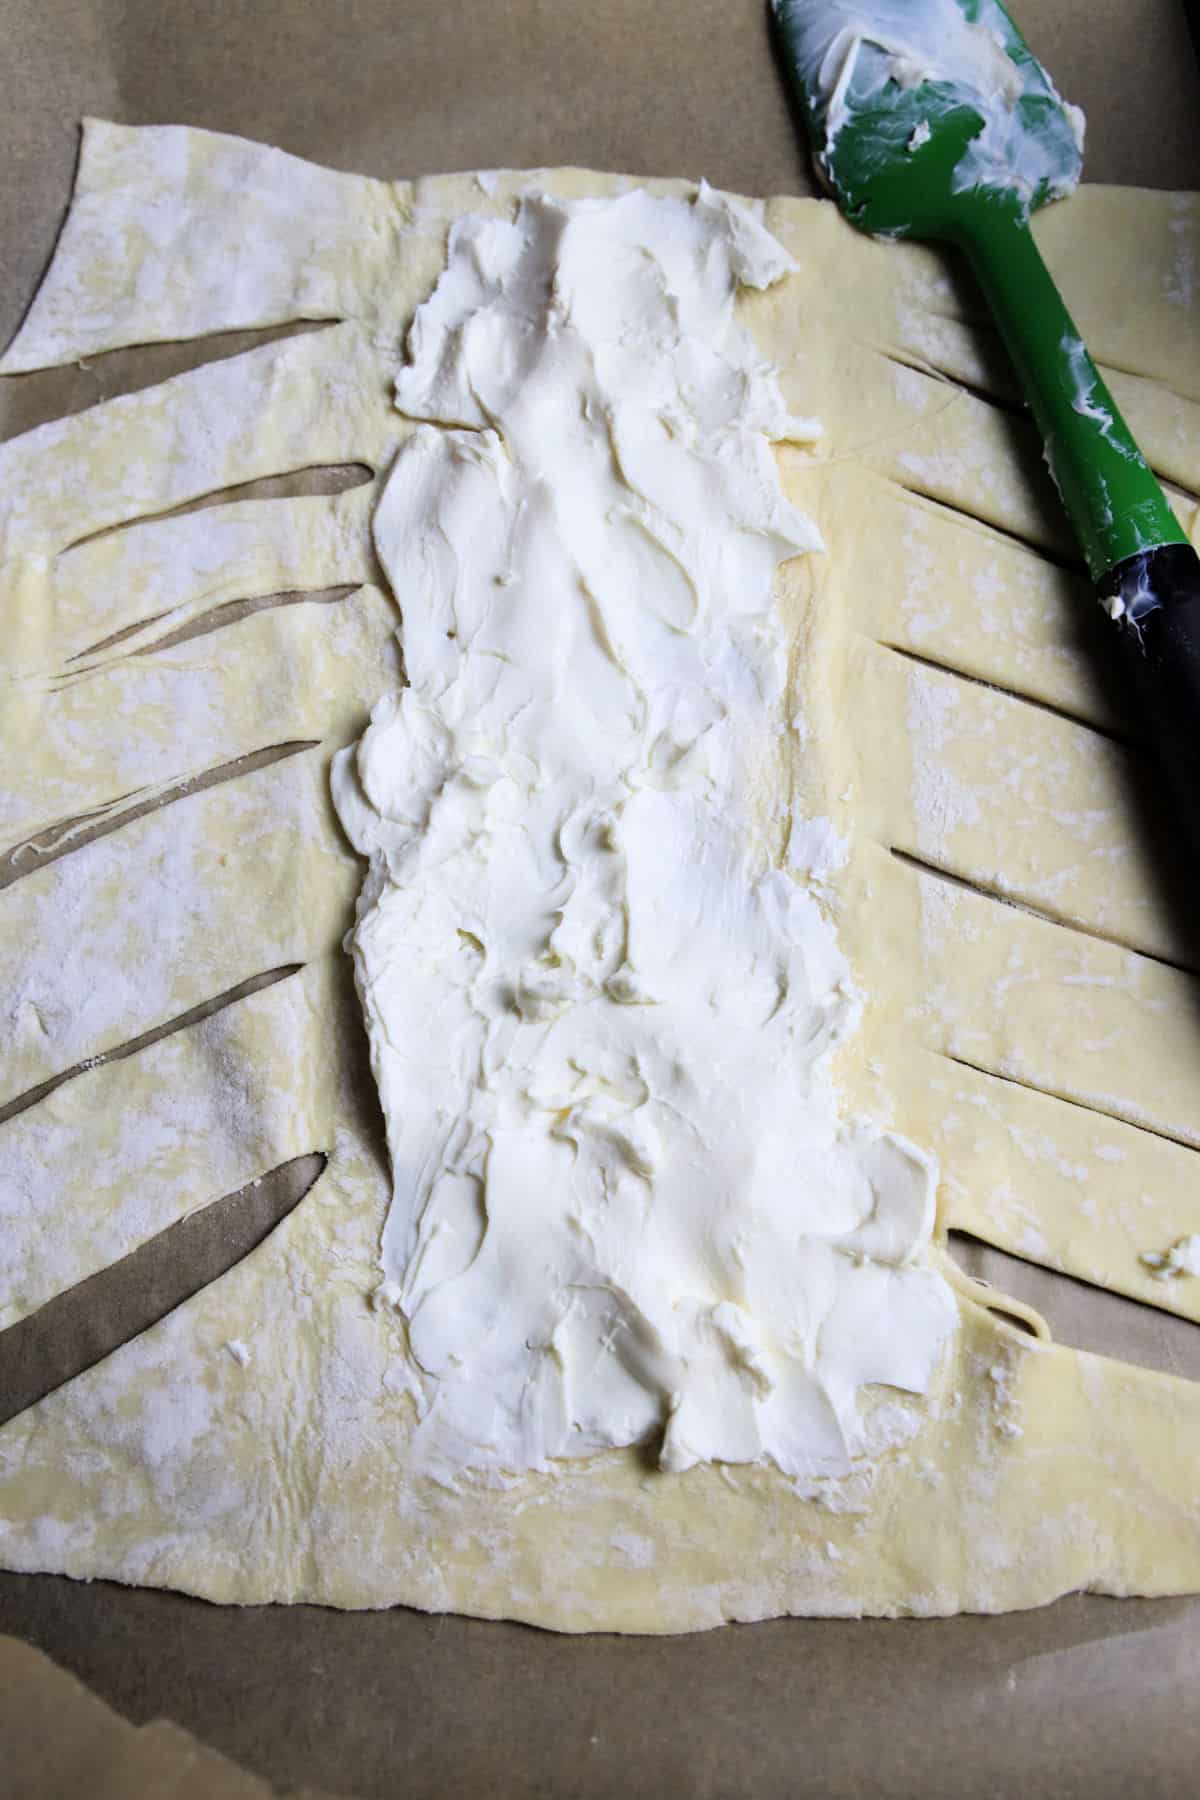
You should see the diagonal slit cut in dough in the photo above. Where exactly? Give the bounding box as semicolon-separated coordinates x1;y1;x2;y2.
936;1241;1048;1339
0;738;363;1109
59;462;374;557
65;582;362;667
0;1151;328;1429
947;1231;1200;1379
891;848;1200;981
879;639;1145;749
846;638;1197;970
885;476;1088;577
878;347;1032;427
921;1045;1200;1329
0;739;320;889
0;962;303;1128
881;340;1200;505
946;1049;1200;1162
0;320;338;447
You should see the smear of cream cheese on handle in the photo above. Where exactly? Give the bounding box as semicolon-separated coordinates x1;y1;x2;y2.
333;186;957;1479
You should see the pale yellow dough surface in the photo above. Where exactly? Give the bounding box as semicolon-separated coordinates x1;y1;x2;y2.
1;123;1199;1630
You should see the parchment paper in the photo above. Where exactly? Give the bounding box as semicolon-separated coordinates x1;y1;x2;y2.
2;2;1200;1795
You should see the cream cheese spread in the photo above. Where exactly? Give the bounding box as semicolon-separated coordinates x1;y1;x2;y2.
333;185;957;1479
1142;1235;1200;1281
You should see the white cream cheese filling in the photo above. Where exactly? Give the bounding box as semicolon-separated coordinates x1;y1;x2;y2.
332;184;957;1479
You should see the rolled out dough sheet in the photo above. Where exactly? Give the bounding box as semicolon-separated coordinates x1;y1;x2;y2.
1;122;1199;1631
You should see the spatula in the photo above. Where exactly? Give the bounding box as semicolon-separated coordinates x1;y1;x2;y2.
771;0;1200;821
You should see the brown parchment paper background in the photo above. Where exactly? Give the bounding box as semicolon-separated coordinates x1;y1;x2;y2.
3;1;1200;1795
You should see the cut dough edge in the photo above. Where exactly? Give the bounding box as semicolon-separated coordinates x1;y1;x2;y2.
0;123;1194;1620
2;1175;1198;1627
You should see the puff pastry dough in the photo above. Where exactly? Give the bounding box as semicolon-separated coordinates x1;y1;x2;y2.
1;125;1198;1630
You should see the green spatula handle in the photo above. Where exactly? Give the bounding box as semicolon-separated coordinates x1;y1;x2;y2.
953;202;1188;580
1099;540;1200;801
956;203;1200;799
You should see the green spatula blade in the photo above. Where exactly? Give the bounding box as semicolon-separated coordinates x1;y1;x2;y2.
774;0;1084;233
771;0;1186;576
